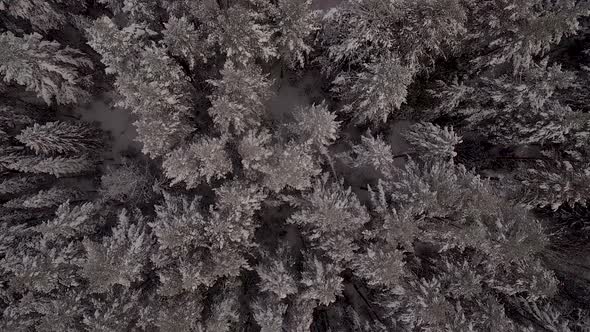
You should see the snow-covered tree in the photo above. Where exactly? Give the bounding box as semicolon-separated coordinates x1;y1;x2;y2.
271;0;318;68
300;255;343;306
333;55;416;123
163;16;211;69
0;32;92;105
207;61;273;135
16;121;101;155
0;0;72;31
320;0;467;72
163;137;232;189
432;61;579;146
33;201;97;241
86;17;154;75
256;248;297;300
114;45;194;157
19;187;82;209
516;160;590;210
402;122;462;160
100;158;154;203
465;0;590;72
6;154;92;177
290;102;340;148
252;294;288;332
207;3;277;65
79;209;151;293
238;129;273;172
288;174;369;264
262;141;321;192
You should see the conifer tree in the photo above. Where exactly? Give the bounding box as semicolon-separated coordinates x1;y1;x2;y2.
207;61;274;135
0;32;93;105
16;121;101;155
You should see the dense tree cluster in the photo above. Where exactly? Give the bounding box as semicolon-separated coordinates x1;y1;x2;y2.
1;0;590;331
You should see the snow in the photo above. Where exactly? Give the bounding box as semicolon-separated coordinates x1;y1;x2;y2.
313;0;344;10
75;93;140;160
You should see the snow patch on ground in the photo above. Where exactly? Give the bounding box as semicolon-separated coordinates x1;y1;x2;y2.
313;0;344;10
75;94;140;160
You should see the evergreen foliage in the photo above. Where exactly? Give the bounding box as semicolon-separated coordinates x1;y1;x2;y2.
1;0;590;331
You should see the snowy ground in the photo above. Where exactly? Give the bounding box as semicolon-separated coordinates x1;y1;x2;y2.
313;0;344;10
75;94;140;161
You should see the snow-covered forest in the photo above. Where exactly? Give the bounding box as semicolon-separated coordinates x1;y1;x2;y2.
1;0;590;330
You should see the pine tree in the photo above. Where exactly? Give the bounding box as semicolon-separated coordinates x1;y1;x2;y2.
79;209;151;293
402;122;462;160
33;201;97;240
163;137;232;189
139;292;206;331
207;61;274;135
20;187;82;209
99;158;154;203
252;294;288;332
114;45;194;157
516;160;590;210
16;121;101;155
465;0;590;72
271;0;318;68
207;3;277;65
332;55;416;123
320;0;467;72
0;32;93;105
82;287;142;331
290;102;340;148
262;141;321;192
86;17;154;75
288;174;369;264
299;255;344;306
432;61;579;145
256;248;298;300
7;154;92;177
0;0;70;31
163;16;211;69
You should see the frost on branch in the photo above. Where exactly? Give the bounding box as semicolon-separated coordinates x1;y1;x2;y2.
0;32;92;105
